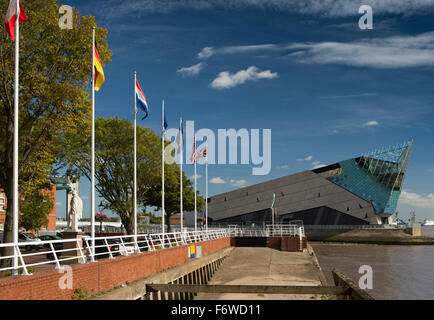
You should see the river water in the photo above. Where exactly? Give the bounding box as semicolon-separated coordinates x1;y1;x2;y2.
311;226;434;300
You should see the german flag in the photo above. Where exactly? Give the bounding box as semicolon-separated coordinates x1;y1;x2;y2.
94;47;105;91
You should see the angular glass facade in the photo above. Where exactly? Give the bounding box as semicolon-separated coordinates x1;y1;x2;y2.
323;142;413;214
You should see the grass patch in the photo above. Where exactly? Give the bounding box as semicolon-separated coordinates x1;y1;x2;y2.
72;287;90;300
320;294;337;300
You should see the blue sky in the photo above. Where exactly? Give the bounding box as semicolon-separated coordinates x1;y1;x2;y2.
56;0;434;222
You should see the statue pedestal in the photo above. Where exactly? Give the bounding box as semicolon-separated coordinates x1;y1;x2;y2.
62;231;87;264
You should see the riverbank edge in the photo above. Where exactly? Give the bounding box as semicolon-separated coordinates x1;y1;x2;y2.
309;239;434;245
306;243;329;286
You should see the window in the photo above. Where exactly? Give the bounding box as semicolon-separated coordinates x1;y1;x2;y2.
281;192;284;196
318;193;321;198
347;207;350;211
359;204;363;209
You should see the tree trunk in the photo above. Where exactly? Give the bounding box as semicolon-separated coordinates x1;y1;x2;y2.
166;213;171;233
120;215;134;235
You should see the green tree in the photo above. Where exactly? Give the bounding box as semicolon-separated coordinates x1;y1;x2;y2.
146;159;205;232
66;116;203;234
20;190;54;233
0;0;111;264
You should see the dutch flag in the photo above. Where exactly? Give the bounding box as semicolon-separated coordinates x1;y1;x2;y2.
135;79;149;120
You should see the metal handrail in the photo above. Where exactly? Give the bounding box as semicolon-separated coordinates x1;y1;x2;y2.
0;229;230;276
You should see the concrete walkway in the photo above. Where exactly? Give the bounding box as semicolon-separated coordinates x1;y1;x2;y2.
195;247;325;300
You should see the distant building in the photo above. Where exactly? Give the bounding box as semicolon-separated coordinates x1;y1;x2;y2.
0;185;57;232
208;142;413;226
169;213;187;227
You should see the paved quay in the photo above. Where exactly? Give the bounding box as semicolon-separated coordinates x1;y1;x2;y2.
195;246;326;300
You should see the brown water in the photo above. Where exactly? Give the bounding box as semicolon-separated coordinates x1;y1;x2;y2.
311;227;434;300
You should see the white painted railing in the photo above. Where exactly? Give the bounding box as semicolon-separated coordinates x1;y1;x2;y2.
303;224;407;230
0;229;229;276
227;224;305;238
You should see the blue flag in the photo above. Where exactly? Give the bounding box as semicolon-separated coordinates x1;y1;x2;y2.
164;109;168;130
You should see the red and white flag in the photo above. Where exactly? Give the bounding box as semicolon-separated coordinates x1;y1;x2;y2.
4;0;27;41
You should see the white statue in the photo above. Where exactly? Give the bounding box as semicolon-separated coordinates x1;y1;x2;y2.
68;184;83;232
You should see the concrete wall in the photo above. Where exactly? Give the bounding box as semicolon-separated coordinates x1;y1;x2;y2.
0;237;230;300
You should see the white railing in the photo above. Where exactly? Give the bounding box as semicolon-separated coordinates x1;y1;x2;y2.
227;224;305;238
303;224;407;230
0;229;229;276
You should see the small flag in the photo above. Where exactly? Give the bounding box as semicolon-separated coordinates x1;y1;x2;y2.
197;146;207;160
135;79;149;120
190;138;197;163
94;46;105;91
191;144;207;162
4;0;27;41
163;109;168;130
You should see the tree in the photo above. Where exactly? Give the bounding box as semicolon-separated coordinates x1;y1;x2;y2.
20;190;54;234
0;0;111;264
66;116;203;234
146;159;205;232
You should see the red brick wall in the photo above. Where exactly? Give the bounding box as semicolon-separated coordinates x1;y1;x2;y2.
0;237;231;300
280;236;307;252
0;185;57;232
267;237;281;249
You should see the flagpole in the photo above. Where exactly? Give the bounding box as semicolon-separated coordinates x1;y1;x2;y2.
194;134;197;232
133;71;138;249
205;143;208;232
91;27;96;256
161;100;165;246
180;117;183;233
12;0;20;275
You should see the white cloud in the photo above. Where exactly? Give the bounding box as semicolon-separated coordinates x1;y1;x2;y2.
210;66;277;90
296;155;313;162
56;202;63;206
428;169;434;173
198;44;278;59
176;62;205;77
210;177;226;184
189;174;202;180
288;32;434;69
198;47;215;59
400;190;434;209
230;179;248;187
276;165;289;169
323;93;378;99
82;195;89;200
101;1;434;19
312;162;327;169
363;120;379;127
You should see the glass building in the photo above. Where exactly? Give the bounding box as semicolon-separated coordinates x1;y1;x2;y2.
208;142;413;226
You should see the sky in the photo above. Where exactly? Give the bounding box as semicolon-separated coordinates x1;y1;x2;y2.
55;0;434;222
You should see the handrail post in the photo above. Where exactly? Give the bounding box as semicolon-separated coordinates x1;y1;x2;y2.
15;246;30;276
49;242;61;269
104;239;114;259
85;238;96;263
